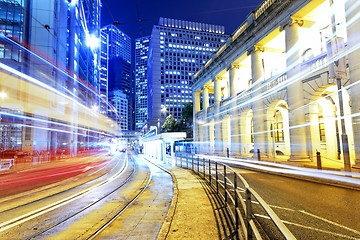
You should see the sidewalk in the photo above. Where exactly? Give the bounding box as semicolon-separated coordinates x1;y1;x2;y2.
145;156;226;240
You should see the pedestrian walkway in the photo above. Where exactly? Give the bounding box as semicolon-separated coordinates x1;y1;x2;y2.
143;156;232;240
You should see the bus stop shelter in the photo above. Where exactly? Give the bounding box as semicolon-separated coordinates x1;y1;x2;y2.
142;132;186;166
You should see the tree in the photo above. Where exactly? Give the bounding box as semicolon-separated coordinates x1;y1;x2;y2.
161;115;180;133
180;102;193;138
161;102;194;138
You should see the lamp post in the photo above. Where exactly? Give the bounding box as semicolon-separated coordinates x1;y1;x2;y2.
329;0;351;172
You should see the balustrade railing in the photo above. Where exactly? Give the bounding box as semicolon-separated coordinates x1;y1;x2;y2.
175;153;296;240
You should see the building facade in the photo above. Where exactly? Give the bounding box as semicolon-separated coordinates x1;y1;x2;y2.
109;89;128;130
147;18;227;128
99;31;109;114
0;0;104;155
135;36;150;130
101;25;132;130
192;0;360;170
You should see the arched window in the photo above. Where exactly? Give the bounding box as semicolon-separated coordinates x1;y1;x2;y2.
274;110;284;143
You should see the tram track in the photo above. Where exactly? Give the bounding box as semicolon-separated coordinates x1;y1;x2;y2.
0;153;121;211
0;154;172;240
24;155;135;240
0;153;132;238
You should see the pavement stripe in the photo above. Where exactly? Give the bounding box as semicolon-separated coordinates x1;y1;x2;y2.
299;210;360;236
254;214;360;240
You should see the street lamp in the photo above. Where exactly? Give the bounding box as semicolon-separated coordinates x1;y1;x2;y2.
0;92;7;99
328;1;351;172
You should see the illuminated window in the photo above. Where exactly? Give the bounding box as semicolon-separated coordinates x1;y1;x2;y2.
319;115;325;142
274;110;284;143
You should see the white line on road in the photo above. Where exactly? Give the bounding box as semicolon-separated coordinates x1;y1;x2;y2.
254;214;360;240
299;210;360;236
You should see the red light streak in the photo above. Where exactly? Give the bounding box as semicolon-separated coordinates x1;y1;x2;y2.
0;161;109;187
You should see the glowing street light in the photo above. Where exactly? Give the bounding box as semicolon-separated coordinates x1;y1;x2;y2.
0;92;7;99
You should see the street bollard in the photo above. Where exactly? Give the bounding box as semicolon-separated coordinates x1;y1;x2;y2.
180;154;182;167
186;155;188;169
316;152;322;170
227;148;229;158
257;149;261;161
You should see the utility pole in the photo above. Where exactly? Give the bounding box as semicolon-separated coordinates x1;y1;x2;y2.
328;0;351;172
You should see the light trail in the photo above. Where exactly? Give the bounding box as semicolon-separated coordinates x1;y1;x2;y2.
197;154;360;186
0;35;119;116
0;161;109;187
0;111;113;137
0;155;128;233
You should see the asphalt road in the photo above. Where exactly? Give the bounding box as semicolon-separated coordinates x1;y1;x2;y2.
233;167;360;239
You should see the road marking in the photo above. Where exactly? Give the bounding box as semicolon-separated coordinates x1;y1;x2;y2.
254;214;360;240
299;210;360;236
268;205;295;212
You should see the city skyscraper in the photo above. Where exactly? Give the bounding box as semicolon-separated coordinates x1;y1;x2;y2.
0;0;103;155
135;36;150;130
100;31;109;115
101;25;133;130
147;17;228;128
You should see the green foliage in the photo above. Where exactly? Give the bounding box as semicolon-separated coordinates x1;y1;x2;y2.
161;102;194;138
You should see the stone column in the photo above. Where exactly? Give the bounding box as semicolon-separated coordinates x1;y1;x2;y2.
214;77;222;153
284;19;309;159
229;64;240;155
193;90;201;142
346;0;360;165
250;47;267;156
203;86;209;152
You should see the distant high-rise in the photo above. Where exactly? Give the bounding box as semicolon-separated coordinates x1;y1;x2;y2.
109;89;128;131
100;31;109;115
147;18;228;127
135;36;150;130
101;25;132;130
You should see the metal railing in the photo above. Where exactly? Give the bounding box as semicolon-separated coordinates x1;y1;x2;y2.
175;153;296;240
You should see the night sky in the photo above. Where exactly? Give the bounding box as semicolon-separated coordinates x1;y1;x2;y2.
101;0;265;40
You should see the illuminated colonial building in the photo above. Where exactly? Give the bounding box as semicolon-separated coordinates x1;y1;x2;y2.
147;18;227;128
192;0;360;170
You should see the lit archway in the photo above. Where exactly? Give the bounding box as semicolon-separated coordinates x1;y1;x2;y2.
240;109;253;156
266;100;290;158
309;84;355;164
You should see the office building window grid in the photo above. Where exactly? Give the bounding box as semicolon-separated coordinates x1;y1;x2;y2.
135;36;150;130
150;18;227;120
